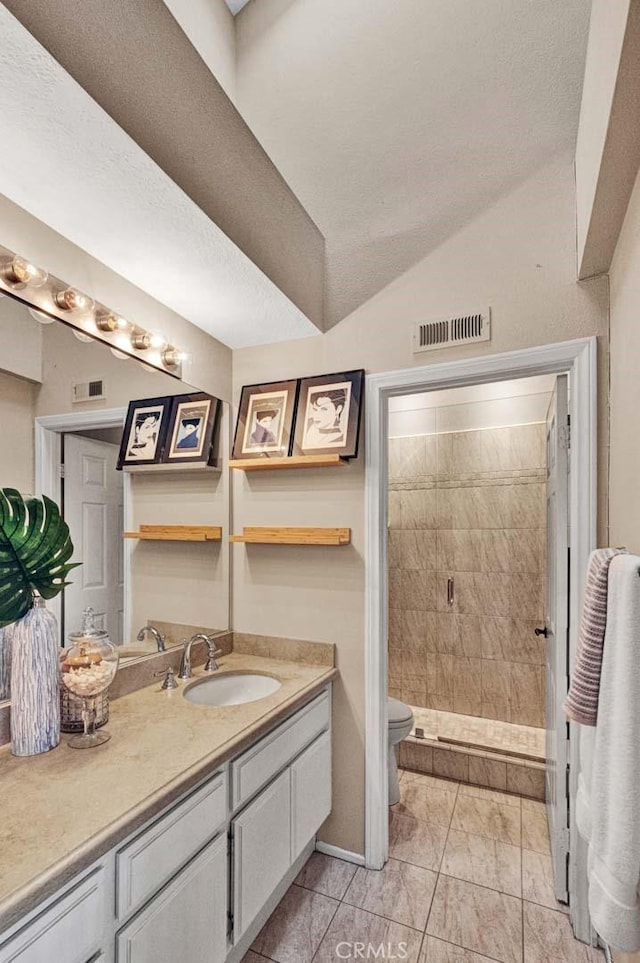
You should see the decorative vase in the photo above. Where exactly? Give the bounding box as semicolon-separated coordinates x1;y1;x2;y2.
9;596;61;756
0;626;10;701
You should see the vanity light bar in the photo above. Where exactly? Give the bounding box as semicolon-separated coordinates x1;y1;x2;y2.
0;243;184;378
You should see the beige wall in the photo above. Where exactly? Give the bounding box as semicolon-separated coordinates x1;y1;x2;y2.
231;153;610;855
609;166;640;550
161;0;236;103
0;371;37;495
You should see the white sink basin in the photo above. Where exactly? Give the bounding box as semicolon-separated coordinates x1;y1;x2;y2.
183;672;282;706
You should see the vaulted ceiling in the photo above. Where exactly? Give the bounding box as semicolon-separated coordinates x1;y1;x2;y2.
0;0;591;346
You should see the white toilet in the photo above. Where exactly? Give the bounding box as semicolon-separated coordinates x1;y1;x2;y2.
387;697;414;806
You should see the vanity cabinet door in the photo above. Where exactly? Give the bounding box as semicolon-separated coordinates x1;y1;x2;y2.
0;869;105;963
116;833;227;963
290;730;332;861
232;768;292;942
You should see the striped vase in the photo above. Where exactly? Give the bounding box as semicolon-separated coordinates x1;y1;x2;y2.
9;597;60;756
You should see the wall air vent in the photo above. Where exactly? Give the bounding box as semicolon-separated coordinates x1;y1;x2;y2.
413;308;491;354
72;379;105;403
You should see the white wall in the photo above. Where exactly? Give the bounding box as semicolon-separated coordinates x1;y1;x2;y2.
231;152;610;855
388;376;555;438
609;166;640;550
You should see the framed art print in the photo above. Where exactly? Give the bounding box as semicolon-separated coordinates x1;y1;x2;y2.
232;380;298;460
164;392;221;466
292;369;365;459
117;396;172;469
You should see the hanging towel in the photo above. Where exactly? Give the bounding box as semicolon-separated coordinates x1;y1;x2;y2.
576;553;640;950
564;547;627;725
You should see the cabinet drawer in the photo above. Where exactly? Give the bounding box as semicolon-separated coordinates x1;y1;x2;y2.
231;688;330;809
116;833;227;963
116;771;226;920
0;869;105;963
291;730;332;861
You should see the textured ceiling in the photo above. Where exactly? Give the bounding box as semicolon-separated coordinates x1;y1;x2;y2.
235;0;591;326
0;5;319;349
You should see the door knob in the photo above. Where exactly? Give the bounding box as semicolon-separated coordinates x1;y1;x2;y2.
534;626;549;638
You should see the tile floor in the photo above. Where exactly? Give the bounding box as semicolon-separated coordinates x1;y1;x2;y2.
244;771;604;963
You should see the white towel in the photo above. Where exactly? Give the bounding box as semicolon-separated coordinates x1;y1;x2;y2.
576;553;640;950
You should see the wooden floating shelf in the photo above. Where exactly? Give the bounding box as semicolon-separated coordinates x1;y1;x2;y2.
229;454;346;471
123;524;222;542
230;526;351;546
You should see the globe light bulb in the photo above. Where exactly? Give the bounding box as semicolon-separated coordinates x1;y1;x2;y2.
55;288;94;312
95;313;119;333
5;255;48;287
162;346;183;367
131;331;151;350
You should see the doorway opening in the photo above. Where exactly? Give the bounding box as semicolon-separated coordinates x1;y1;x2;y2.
364;338;597;942
387;372;569;897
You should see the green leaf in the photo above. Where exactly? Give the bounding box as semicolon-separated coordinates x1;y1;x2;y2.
0;488;81;627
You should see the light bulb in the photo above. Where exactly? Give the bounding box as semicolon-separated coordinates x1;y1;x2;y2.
150;333;165;349
162;346;184;367
131;331;151;350
73;329;94;343
110;348;129;361
95;313;119;333
55;288;94;312
4;255;48;287
28;307;55;325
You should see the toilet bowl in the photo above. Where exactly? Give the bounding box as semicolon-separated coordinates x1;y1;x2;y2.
387;697;414;806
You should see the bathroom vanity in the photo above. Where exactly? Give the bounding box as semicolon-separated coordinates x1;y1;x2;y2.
0;655;335;963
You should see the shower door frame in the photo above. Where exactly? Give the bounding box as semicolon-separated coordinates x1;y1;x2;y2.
364;336;597;942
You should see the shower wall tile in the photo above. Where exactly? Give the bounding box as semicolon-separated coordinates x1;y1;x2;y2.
481;618;544;665
437;424;545;476
400;489;438;530
388;425;546;729
436;614;483;659
389;530;437;571
452;657;483;715
509;574;544;620
510;663;545;727
389;435;436;483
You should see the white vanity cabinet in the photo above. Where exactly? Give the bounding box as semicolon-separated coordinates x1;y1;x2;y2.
0;683;333;963
116;833;228;963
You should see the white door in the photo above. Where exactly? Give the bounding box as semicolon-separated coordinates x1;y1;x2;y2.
544;373;570;902
63;434;124;641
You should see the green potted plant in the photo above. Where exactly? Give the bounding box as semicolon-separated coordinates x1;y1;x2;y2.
0;488;79;756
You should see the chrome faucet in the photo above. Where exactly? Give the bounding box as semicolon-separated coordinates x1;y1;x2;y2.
136;624;166;652
178;633;223;679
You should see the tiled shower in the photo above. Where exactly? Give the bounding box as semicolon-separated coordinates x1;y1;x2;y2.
388;379;551;794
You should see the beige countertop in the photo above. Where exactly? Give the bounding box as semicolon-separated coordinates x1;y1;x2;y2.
0;652;337;935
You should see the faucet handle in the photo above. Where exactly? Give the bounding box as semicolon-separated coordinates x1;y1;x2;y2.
154;666;178;690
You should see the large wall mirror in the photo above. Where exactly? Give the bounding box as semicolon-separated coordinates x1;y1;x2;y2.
0;290;230;704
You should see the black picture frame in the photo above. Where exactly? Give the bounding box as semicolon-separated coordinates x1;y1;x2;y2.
292;369;365;459
232;379;299;460
117;396;173;470
163;392;222;466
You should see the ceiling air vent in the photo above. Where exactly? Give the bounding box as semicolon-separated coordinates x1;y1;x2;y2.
72;379;105;403
413;308;491;354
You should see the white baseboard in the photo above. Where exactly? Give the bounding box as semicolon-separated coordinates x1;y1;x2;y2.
315;840;366;866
